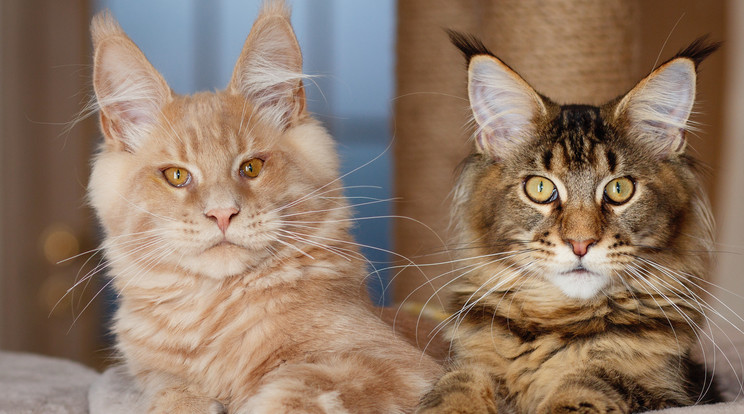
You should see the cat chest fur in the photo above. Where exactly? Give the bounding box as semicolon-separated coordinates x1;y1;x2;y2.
453;297;700;411
112;256;360;402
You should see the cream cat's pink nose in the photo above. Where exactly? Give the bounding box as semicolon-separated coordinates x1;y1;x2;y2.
206;207;239;233
566;238;597;257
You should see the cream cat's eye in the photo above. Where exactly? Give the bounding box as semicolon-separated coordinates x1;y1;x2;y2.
240;158;264;178
163;167;191;187
604;177;634;205
524;176;557;204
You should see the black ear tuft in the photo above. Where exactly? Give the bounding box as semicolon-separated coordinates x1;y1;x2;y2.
447;30;495;62
667;35;721;69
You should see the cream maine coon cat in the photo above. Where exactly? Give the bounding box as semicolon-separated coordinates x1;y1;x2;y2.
88;2;441;413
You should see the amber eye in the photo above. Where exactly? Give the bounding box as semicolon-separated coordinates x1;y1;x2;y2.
604;177;635;205
163;167;191;187
524;176;557;204
240;158;264;178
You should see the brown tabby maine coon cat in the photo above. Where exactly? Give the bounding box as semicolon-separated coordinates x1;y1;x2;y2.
88;2;441;413
417;33;721;413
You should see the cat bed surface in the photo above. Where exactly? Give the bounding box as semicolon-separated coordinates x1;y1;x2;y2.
0;351;98;414
652;401;744;413
88;365;145;413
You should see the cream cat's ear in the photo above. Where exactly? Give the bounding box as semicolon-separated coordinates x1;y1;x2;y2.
614;38;719;156
450;32;546;160
228;2;305;130
91;11;172;151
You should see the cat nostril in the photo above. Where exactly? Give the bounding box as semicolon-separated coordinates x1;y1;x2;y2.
206;207;239;233
566;238;597;257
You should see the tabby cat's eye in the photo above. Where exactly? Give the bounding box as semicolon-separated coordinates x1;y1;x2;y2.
240;158;264;178
604;177;635;205
163;167;191;187
524;176;557;204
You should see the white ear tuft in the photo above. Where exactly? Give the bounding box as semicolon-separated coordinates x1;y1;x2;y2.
228;3;306;130
91;11;171;151
615;58;696;156
468;55;546;160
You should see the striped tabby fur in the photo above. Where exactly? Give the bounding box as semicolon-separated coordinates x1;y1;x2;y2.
88;2;441;413
417;34;721;414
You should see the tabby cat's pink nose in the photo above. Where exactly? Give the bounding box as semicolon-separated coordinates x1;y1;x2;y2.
566;238;597;257
206;207;239;233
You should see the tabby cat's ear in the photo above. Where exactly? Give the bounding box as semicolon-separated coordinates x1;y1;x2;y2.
466;54;546;160
614;38;720;156
228;2;305;130
91;11;172;152
613;58;697;156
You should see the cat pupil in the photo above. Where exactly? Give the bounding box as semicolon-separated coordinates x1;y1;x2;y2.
538;180;544;193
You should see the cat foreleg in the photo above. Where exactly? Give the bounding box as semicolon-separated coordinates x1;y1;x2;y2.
147;387;225;414
139;373;225;414
233;355;427;414
232;366;351;414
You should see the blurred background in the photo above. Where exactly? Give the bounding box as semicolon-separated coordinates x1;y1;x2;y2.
0;0;741;370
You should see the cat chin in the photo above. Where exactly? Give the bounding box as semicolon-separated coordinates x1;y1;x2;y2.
547;270;610;300
178;247;259;279
183;259;249;279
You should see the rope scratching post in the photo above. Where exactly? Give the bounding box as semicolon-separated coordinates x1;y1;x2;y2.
392;0;641;307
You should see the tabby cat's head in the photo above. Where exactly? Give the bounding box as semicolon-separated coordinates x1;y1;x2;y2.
451;33;718;301
89;3;347;281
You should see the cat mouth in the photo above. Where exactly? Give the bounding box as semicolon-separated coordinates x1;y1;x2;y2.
562;266;598;277
207;240;241;251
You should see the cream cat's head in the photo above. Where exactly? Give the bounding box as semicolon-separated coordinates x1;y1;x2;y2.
451;33;718;301
89;3;346;281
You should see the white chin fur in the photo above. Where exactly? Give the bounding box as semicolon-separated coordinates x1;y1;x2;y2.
547;271;610;300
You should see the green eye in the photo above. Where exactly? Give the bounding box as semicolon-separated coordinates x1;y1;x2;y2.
163;167;191;187
240;158;264;178
524;176;557;204
604;177;634;205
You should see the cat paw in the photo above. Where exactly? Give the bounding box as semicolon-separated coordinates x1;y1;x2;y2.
417;398;497;414
539;387;628;414
416;370;498;414
148;388;225;414
236;389;350;414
